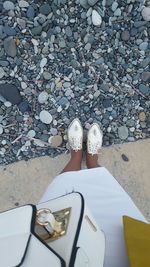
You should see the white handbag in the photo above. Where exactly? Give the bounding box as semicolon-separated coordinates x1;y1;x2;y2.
0;192;105;267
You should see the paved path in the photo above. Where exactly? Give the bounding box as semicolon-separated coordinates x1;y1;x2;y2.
0;139;149;221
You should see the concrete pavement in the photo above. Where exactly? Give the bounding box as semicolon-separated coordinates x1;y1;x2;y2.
0;138;150;221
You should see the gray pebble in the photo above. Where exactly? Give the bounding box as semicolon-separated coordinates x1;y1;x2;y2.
27;6;35;19
80;0;89;9
121;31;130;41
118;126;129;140
87;0;98;7
31;26;42;36
43;72;51;80
3;26;16;36
4;37;16;57
142;72;150;82
139;84;149;96
114;8;121;16
139;42;148;51
3;1;15;10
65;26;72;37
39;4;51;15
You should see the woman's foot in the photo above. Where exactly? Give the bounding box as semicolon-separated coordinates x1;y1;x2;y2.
86;123;103;169
61;118;83;173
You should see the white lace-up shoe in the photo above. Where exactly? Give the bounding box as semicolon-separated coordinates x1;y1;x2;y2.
68;118;83;152
87;123;103;155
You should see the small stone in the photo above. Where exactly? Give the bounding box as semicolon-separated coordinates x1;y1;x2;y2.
94;91;100;98
121;154;129;162
85;43;91;51
139;42;148;51
80;0;89;9
27;130;36;138
142;7;150;22
134;21;147;28
21;82;27;89
0;61;9;67
48;135;62;147
27;6;35;18
139;84;149;96
4;37;16;58
31;26;42;36
121;31;130;41
39;4;51;15
92;10;102;26
0;84;22;105
139;111;146;122
65;26;72;37
38;92;49;104
114;8;121;16
18;101;30;113
3;1;15;10
59;40;66;48
0;67;5;79
0;126;3;135
57;106;62;112
4;101;12;107
3;26;16;36
142;72;150;82
140;57;150;68
112;1;118;12
17;18;26;29
43;72;51;80
39;110;52;124
2;140;7;145
102;99;112;108
88;0;98;7
40;58;47;68
130;127;135;132
58;97;69;107
19;0;29;8
118;126;128;140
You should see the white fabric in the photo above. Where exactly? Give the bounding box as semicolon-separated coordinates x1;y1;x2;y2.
39;167;147;267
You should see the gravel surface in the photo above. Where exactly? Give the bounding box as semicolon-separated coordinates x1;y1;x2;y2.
0;0;150;165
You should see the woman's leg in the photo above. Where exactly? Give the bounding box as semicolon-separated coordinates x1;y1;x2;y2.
86;152;101;169
61;149;83;173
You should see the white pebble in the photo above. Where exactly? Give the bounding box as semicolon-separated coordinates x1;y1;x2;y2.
142;7;150;22
130;127;135;132
92;10;102;26
4;101;12;107
27;130;36;138
0;126;3;134
53;120;57;126
39;110;52;124
40;58;47;68
112;1;118;12
31;39;39;46
2;140;7;145
21;82;27;89
38;91;49;104
57;106;62;113
19;0;29;8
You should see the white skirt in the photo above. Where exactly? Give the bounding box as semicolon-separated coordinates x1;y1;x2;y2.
39;167;147;267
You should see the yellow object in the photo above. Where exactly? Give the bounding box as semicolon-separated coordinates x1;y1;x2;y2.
123;216;150;267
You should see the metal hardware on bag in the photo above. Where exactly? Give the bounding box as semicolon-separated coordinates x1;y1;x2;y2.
85;215;97;232
35;207;71;242
36;208;52;226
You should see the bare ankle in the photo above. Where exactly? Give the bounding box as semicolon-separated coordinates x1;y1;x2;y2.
86;153;99;169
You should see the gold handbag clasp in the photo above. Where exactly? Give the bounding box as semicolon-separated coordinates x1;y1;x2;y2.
36;207;71;242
